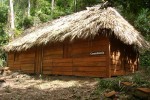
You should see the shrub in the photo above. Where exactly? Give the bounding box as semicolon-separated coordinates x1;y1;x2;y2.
132;72;150;87
97;77;122;91
22;16;34;29
38;13;50;22
140;51;150;68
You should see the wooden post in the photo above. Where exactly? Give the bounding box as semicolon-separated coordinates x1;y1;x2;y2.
74;0;77;12
35;46;42;74
39;46;42;74
9;0;15;29
51;0;55;18
40;45;43;74
9;0;15;39
35;46;38;74
27;0;31;17
107;38;111;77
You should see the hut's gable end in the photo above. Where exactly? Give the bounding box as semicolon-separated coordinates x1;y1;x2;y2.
110;37;138;76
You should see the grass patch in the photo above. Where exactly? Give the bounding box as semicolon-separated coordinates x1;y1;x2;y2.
97;77;123;92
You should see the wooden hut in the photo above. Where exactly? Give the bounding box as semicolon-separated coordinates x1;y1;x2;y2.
3;6;149;77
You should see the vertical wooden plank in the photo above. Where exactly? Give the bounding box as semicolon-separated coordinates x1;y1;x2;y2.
40;45;43;74
107;37;111;78
37;47;40;73
35;46;40;74
38;46;42;74
8;52;14;68
63;43;67;58
64;42;72;58
35;47;37;73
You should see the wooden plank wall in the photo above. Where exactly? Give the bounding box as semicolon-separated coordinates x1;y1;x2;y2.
7;35;112;77
7;35;138;77
8;52;20;70
110;37;138;76
71;37;108;77
7;48;36;73
19;48;36;73
72;57;107;77
8;52;15;70
42;36;109;77
42;43;73;75
7;53;13;68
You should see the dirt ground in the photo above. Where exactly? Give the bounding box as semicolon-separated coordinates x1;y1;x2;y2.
1;71;149;100
0;72;100;100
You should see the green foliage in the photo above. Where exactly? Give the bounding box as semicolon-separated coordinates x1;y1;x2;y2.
0;30;8;67
0;1;9;67
37;12;51;22
113;0;150;69
97;78;122;91
14;0;28;29
14;29;23;38
140;51;150;67
134;9;150;40
132;72;150;88
22;17;34;29
140;51;150;77
77;0;101;11
133;5;150;70
0;6;8;24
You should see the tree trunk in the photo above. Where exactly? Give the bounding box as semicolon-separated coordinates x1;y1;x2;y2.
9;0;15;38
51;0;55;18
1;0;4;6
74;0;77;12
9;0;15;29
27;0;31;17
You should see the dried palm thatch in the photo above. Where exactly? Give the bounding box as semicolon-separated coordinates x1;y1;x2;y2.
3;6;149;52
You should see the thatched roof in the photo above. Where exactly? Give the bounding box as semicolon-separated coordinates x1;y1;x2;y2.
4;6;149;52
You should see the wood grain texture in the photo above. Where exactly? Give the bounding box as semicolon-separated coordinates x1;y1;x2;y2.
21;64;34;70
53;67;72;71
52;71;72;75
53;62;72;67
42;66;52;70
73;61;106;67
7;35;138;77
73;66;106;72
73;57;106;62
111;70;125;76
44;50;63;56
73;71;106;77
43;71;52;74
